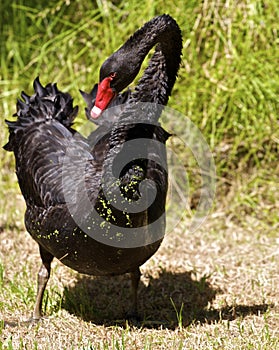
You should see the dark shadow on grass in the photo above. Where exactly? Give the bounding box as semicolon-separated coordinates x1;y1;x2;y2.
60;270;270;329
61;270;214;328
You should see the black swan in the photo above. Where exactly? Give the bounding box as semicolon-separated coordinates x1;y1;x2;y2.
4;14;182;321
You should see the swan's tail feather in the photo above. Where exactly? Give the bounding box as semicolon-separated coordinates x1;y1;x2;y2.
4;77;78;151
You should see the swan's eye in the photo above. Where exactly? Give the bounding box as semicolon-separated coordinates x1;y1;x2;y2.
110;72;117;79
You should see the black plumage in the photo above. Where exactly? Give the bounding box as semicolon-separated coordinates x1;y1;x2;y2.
4;14;182;320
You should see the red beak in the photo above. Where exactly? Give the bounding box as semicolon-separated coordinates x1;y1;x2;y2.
90;75;116;119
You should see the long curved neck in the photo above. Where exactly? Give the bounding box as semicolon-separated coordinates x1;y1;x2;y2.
101;15;182;106
127;15;182;105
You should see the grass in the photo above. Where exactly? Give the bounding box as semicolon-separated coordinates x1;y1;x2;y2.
0;214;278;349
0;0;279;349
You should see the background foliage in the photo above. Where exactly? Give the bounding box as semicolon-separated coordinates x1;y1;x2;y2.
1;0;278;216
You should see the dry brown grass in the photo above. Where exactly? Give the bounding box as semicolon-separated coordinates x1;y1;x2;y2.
0;187;278;349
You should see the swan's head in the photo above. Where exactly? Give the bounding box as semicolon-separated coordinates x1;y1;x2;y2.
90;51;141;119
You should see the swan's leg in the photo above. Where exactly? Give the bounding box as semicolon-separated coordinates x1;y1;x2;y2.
128;267;141;318
32;245;54;321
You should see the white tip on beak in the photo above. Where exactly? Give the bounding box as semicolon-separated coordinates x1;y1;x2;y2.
90;106;102;119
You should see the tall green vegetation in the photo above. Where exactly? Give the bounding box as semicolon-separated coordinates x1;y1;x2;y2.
1;0;278;228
